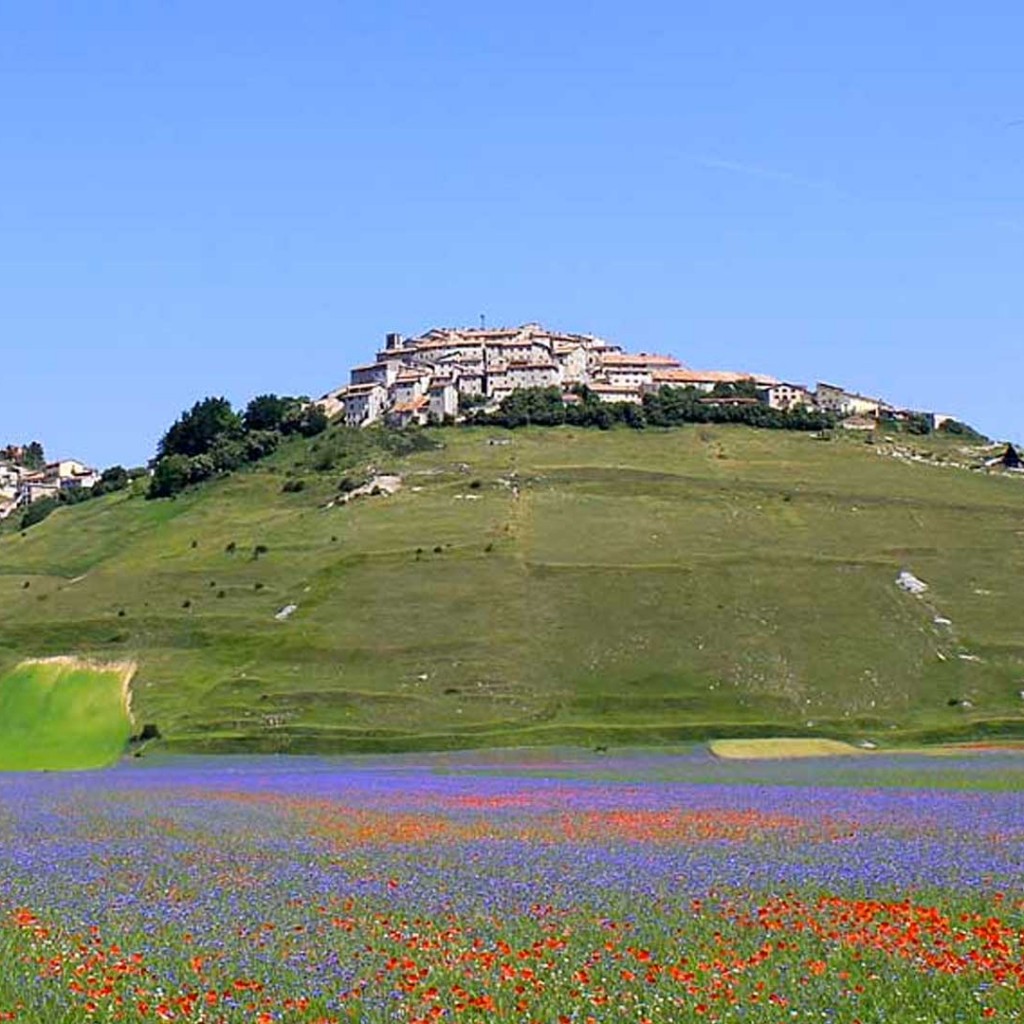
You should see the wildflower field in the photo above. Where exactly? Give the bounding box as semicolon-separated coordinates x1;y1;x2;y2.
1;750;1023;1023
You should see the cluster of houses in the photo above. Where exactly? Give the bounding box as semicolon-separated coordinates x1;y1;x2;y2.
317;322;947;430
2;323;959;516
0;452;100;520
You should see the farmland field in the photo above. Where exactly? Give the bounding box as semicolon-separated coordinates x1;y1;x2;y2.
1;750;1023;1022
0;658;134;770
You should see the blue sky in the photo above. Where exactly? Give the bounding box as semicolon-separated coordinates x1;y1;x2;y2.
2;1;1022;466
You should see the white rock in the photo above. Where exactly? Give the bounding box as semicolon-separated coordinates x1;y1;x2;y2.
896;570;928;595
274;604;298;621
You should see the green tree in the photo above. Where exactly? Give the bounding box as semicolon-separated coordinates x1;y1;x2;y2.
493;387;566;427
243;394;293;432
710;378;759;399
458;392;489;412
94;465;130;495
905;413;933;436
148;455;192;498
22;441;46;469
159;397;242;459
241;430;281;461
280;403;329;437
622;402;646;429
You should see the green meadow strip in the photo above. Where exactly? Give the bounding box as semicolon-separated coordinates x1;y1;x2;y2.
0;658;134;771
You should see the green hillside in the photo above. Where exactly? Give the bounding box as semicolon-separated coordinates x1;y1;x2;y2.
0;658;134;770
0;424;1022;753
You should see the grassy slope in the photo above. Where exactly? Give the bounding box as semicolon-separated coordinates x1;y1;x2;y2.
0;424;1021;753
0;660;133;770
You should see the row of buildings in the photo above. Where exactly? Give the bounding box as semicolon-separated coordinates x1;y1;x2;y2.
0;457;100;520
317;322;944;429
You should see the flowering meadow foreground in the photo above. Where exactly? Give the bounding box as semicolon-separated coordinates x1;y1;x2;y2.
1;751;1024;1023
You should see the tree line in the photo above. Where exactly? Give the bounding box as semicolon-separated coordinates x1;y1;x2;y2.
465;383;836;432
148;395;327;498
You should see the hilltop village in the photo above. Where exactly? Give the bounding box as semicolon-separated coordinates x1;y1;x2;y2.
318;322;953;432
0;321;993;522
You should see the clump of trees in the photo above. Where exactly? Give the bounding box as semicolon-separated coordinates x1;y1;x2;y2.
875;411;985;441
641;383;833;431
899;412;934;436
1;441;46;469
466;384;834;433
148;395;327;499
458;392;490;413
935;418;986;441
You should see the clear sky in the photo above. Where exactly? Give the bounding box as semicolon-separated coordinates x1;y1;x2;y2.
2;1;1022;467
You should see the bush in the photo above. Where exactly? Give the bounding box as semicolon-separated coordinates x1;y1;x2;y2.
148;455;192;499
20;497;59;530
281;403;329;438
458;392;489;412
91;465;129;496
281;479;306;493
312;449;336;472
242;430;281;461
379;428;440;456
57;486;92;507
938;418;986;441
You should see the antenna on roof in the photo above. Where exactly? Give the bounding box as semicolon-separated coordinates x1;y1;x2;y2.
480;313;486;329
